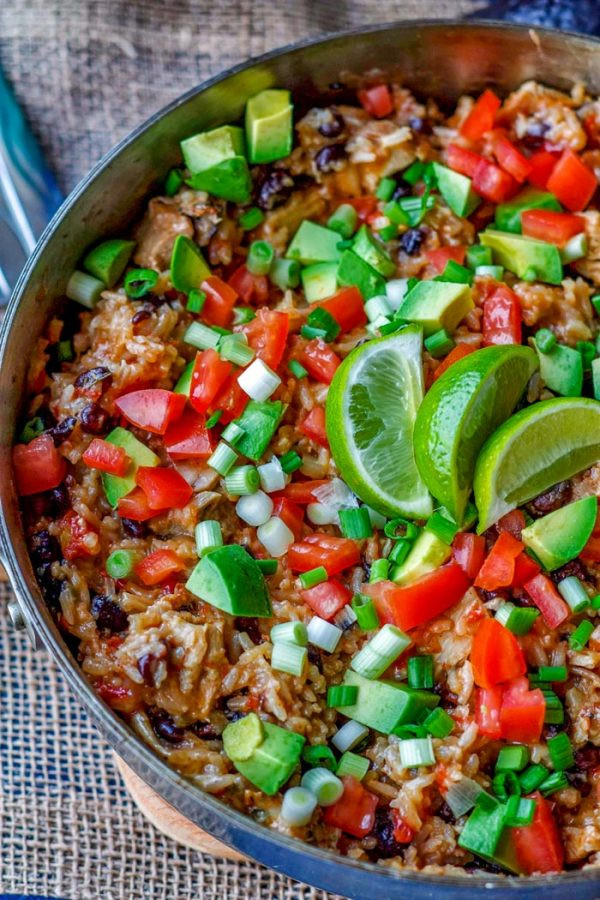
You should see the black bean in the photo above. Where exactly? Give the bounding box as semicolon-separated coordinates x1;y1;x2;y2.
314;143;346;173
49;483;71;516
526;480;571;516
436;801;455;823
190;721;219;740
408;116;430;134
368;807;404;859
137;652;164;686
149;708;185;744
391;177;412;201
256;170;295;211
520;120;551;150
131;306;153;325
224;709;244;723
74;366;112;392
91;594;129;634
40;567;64;609
551;558;591;585
464;858;504;874
122;517;148;538
30;530;62;566
234;616;263;645
574;744;600;770
474;586;510;604
318;110;345;138
80;403;111;435
400;227;426;255
48;416;77;446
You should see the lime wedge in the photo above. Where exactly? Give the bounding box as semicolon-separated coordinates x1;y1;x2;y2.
413;345;538;523
474;396;600;532
326;325;432;519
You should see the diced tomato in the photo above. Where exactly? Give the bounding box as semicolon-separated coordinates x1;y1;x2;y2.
546;149;597;211
391;811;416;844
135;548;184;586
426;246;466;273
115;389;186;435
298;338;341;384
313;286;367;333
210;374;249;425
299;407;329;448
301;579;351;620
460;89;501;141
357;84;393;119
199;275;238;328
323;775;378;838
512;793;564;874
523;574;570;629
278;479;329;505
453;533;486;580
117;487;167;521
163;408;213;459
491;131;532;183
242;308;289;370
135;466;193;510
521;208;585;246
475;685;503;739
471;618;526;688
82;438;129;476
189;349;232;415
227;263;269;305
473;157;518;204
433;343;476;380
497;508;526;538
499;676;545;744
344;196;378;222
446;143;484;177
527;150;559;189
474;531;524;591
96;677;143;713
13;433;66;496
272;497;304;540
511;552;541;589
59;509;98;560
482;284;522;346
287;534;360;576
363;564;471;632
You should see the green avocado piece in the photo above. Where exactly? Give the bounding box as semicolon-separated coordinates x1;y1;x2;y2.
398;280;474;336
223;713;305;795
521;495;597;570
186;544;272;617
181;124;246;173
536;342;583;397
336;249;386;299
479;230;563;285
458;802;524;874
174;360;194;395
245;89;293;164
301;261;339;302
336;669;439;734
494;187;562;234
392;530;452;585
234;400;285;461
352;225;396;277
186;157;252;203
286;221;342;265
83;239;136;287
170;235;211;294
433;163;480;218
102;427;159;507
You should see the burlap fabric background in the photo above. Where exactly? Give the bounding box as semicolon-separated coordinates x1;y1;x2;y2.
0;3;482;898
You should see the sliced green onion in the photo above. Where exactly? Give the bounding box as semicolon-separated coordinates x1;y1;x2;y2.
569;619;594;650
591;593;600;610
537;665;568;682
425;509;457;544
57;339;74;362
270;258;300;290
281;786;317;826
504;795;536;827
221;422;245;447
247;240;274;275
539;771;569;797
592;294;600;315
421;707;454;738
205;409;223;428
403;160;425;184
194;520;223;557
336;750;369;780
19;417;45;444
306;616;342;653
66;270;105;308
270;620;308;646
444;777;485;817
279;450;303;474
307;307;340;343
351;594;380;631
561;232;588;263
378;224;398;242
474;264;504;279
407;655;434;690
289;359;308;379
233;306;256;325
384;517;420;541
496;745;529;772
383;199;410;227
387;539;412;567
271;641;307;676
544;702;564;725
364;294;392;322
333;604;357;631
439;259;474;286
351;623;411;679
548;732;574;770
186;288;206;313
331;719;369;753
398;737;435;769
124;267;159;298
336;238;354;250
257;515;294;557
519;763;550;793
338;507;373;540
394;723;427;740
327;203;358;239
299;566;328;590
424;329;455;359
224;465;260;496
492;770;521;801
375;176;397;201
106;549;136;579
535;328;557;354
256;558;278;575
495;601;540;635
301;767;344;806
183;321;221;350
236;491;274;527
219;333;255;366
557;576;590;613
257;458;286;493
164;167;184;196
327;684;358;707
578;340;594;370
466;245;493;270
369;559;390;583
212;326;232;337
239;206;265;230
237;358;281;402
207;441;238;475
302;744;337;771
300;324;328;341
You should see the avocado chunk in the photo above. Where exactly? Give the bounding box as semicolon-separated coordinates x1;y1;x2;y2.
433;163;480;218
102;427;159;507
337;249;386;299
187;157;252;204
174;360;194;396
186;544;272;617
83;239;136;287
494;187;562;234
521;495;597;570
399;280;474;336
170;235;211;294
245;89;293;164
335;669;439;734
234;400;285;461
301;261;339;302
181;125;251;202
352;224;396;277
222;713;305;795
392;529;452;585
458;801;524;874
479;230;563;285
286;221;342;265
536;342;583;397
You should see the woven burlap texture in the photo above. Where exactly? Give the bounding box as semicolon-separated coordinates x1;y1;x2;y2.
0;2;481;898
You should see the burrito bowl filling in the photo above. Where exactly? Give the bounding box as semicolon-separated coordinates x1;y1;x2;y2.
13;78;600;876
